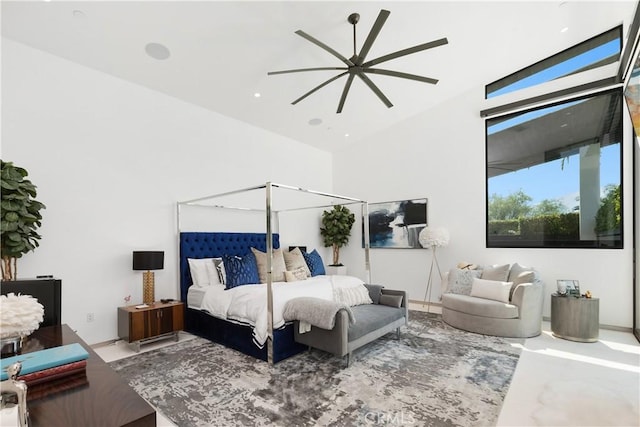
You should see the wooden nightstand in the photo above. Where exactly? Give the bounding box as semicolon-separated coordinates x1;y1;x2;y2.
118;301;184;352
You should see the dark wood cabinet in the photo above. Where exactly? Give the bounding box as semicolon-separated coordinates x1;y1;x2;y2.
118;302;184;351
1;278;61;327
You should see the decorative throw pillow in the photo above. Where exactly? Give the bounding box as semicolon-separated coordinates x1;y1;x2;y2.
222;253;259;289
481;264;510;282
508;263;536;284
447;268;483;295
334;284;372;306
283;247;311;277
284;267;308;282
364;284;384;304
215;259;226;285
508;263;537;300
302;249;326;276
470;277;513;303
379;294;403;308
187;258;222;287
250;247;287;283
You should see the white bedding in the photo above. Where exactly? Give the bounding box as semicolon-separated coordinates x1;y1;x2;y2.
188;275;365;347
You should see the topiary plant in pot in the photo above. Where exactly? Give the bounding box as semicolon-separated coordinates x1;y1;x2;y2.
320;205;355;266
1;160;46;280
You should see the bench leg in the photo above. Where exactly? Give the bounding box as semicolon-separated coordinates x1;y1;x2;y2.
345;352;353;368
396;327;401;340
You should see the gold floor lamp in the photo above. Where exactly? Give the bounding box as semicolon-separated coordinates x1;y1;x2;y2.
132;251;164;304
418;227;449;312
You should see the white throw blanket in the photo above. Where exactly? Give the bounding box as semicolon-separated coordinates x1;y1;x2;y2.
283;297;355;332
195;275;365;347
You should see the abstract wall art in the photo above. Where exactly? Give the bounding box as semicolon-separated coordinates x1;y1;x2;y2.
365;199;428;248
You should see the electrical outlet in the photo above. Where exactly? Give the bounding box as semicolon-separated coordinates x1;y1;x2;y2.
86;313;94;323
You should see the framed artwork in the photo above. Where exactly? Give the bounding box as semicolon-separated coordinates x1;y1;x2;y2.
557;279;580;296
365;199;428;249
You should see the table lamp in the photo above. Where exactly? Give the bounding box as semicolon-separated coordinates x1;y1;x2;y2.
132;251;164;304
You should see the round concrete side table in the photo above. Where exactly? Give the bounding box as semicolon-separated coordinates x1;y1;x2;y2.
550;294;599;342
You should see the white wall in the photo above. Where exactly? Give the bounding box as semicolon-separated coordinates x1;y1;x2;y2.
333;85;634;329
1;39;333;344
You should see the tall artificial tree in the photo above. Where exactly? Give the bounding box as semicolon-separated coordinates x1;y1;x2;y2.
1;160;46;280
320;205;355;266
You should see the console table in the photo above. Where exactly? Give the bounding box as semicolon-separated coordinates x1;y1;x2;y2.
12;324;156;426
550;294;599;342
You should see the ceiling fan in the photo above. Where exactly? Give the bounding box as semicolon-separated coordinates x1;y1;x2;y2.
267;9;448;113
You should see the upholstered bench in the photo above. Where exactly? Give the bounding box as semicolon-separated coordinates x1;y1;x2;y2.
290;285;408;366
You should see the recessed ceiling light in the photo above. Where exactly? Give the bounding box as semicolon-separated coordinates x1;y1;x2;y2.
145;43;171;60
308;118;322;126
254;92;261;98
560;27;569;33
344;133;350;137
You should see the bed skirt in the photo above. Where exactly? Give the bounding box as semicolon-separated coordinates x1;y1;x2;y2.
185;307;307;363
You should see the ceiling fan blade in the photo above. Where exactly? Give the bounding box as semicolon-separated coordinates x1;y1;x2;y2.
291;71;349;105
268;67;348;76
362;37;448;68
356;72;393;108
364;68;439;84
337;74;356;114
355;9;390;66
295;30;355;67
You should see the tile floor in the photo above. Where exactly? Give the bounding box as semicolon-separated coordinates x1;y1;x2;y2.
94;304;640;426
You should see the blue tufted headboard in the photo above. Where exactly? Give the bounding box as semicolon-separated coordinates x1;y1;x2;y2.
179;232;280;303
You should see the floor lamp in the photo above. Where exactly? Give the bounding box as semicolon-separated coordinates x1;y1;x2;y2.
418;227;449;312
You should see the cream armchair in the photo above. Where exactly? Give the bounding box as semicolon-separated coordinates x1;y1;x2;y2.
440;263;544;338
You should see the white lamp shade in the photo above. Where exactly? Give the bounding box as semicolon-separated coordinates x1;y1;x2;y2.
419;227;450;248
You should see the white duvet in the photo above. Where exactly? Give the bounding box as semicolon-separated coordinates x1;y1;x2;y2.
191;275;365;347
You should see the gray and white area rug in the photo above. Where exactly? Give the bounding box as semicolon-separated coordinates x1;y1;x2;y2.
110;312;522;426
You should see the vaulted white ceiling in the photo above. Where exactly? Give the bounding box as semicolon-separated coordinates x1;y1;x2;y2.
2;1;637;152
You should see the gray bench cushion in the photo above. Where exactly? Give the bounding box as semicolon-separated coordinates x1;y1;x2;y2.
442;293;519;319
348;304;405;341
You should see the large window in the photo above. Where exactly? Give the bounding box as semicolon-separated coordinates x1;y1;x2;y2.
486;89;623;248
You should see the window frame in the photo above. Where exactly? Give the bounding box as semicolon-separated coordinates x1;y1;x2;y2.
486;26;622;99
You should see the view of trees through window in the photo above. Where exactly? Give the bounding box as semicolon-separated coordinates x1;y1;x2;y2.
486;89;623;248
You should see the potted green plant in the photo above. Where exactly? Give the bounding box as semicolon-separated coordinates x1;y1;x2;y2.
320;205;355;274
1;160;46;280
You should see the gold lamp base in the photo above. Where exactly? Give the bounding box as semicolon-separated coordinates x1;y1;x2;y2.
142;271;155;304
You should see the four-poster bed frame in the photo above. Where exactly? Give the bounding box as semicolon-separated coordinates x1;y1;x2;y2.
177;182;371;364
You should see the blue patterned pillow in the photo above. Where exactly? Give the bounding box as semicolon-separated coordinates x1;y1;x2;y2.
302;249;326;276
223;252;259;289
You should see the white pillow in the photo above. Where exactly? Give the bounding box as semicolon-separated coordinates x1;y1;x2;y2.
334;284;373;306
470;277;513;303
283;247;311;277
188;258;223;287
284;267;308;282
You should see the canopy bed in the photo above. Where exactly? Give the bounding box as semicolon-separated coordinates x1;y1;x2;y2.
177;182;371;364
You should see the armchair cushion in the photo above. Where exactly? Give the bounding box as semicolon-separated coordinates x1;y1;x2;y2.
470;277;513;303
508;263;537;299
481;264;510;282
443;293;518;319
